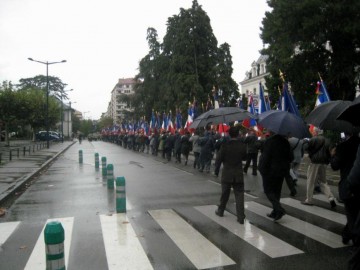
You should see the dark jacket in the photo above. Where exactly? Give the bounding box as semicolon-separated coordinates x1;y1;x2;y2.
216;139;247;183
308;135;330;164
181;134;192;155
244;133;259;154
258;134;293;178
331;136;360;200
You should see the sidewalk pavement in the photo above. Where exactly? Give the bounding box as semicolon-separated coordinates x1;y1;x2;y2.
0;141;75;206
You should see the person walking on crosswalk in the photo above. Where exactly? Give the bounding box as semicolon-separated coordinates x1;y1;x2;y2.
258;131;293;221
301;128;337;208
215;126;247;224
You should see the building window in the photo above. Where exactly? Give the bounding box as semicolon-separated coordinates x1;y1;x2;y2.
253;88;257;95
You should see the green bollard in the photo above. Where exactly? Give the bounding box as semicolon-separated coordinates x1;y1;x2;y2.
95;153;99;169
78;150;83;164
106;164;114;189
116;176;126;213
44;221;65;270
101;157;107;177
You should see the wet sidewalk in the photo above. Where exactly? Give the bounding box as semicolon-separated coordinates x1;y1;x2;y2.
0;141;75;205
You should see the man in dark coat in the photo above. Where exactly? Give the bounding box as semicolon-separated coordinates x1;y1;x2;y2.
346;145;360;270
215;127;247;224
258;132;293;221
330;132;360;244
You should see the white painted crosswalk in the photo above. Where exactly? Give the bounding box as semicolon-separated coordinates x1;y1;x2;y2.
24;217;74;270
195;205;304;258
100;213;153;270
149;208;236;269
0;199;349;269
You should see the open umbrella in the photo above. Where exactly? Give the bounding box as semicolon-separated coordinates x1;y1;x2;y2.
258;110;310;139
337;96;360;126
189;107;257;129
305;100;354;132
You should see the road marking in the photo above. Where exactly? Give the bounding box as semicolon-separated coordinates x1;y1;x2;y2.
149;209;235;269
24;217;74;270
246;201;346;248
280;198;346;225
0;221;20;246
99;213;153;270
313;194;344;206
195;205;304;258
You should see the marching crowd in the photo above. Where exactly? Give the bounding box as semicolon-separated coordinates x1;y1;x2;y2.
101;124;360;269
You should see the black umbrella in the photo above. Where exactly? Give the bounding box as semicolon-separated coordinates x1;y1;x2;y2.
189;107;257;129
337;96;360;126
305;100;354;132
258;110;310;139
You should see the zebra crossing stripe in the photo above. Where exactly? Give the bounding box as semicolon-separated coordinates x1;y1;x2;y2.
195;205;304;258
24;217;74;270
280;198;346;225
149;209;236;269
0;221;20;246
245;201;346;248
313;194;344;207
99;213;153;270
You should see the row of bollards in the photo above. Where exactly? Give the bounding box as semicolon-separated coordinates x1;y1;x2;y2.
44;150;127;269
77;150;126;213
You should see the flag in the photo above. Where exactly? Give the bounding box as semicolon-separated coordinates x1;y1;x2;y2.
167;113;175;134
315;80;330;106
213;86;220;109
175;110;182;130
184;105;193;129
150;110;156;129
281;82;301;117
242;95;257;128
161;112;168;130
258;83;269;114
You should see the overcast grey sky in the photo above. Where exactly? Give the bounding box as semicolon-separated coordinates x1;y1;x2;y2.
0;0;270;119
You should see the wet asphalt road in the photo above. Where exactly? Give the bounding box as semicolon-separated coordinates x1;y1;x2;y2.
0;140;351;270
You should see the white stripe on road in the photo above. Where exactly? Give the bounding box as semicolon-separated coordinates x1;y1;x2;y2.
280;198;346;225
246;201;346;248
99;213;153;270
0;221;20;246
24;217;74;270
149;209;235;269
313;194;344;207
195;205;303;258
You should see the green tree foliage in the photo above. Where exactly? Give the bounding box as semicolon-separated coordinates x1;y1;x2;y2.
0;81;21;144
131;0;238;123
97;116;114;131
261;0;360;115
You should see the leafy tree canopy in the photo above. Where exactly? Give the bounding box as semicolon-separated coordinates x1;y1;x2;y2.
261;0;360;115
130;0;238;123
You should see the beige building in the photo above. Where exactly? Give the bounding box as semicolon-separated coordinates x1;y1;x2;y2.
240;55;269;97
107;78;136;124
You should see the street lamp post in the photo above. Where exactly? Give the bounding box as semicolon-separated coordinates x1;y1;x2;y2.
28;58;66;148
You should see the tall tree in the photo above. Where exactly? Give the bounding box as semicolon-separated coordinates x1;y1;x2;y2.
261;0;360;115
130;0;239;124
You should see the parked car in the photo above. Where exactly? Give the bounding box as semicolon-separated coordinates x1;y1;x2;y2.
36;131;60;141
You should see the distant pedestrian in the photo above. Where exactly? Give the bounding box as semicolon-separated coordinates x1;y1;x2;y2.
189;131;201;169
215;126;247;224
259;131;293;221
181;131;192;165
199;126;215;173
243;129;259;176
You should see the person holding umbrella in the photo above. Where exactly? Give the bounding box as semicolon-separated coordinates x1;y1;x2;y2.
258;131;293;221
215;126;247;224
